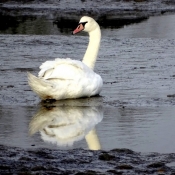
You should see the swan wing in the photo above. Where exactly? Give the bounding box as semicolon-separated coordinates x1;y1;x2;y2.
28;58;103;100
38;58;88;80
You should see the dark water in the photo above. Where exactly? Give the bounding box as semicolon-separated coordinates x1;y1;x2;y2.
0;15;72;35
0;14;175;153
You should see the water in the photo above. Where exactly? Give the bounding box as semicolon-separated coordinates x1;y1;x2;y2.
1;103;175;153
0;14;175;153
103;14;175;39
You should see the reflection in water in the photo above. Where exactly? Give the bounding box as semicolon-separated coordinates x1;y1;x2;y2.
0;13;147;35
108;14;175;38
29;98;103;150
0;15;72;35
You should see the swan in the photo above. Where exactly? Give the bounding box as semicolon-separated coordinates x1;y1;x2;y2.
28;16;103;100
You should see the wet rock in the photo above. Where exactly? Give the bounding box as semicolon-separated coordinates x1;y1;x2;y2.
157;168;167;174
19;156;32;161
0;165;11;170
18;172;32;175
99;153;115;161
6;85;14;88
167;94;175;97
117;164;133;170
111;148;134;154
147;162;165;168
75;170;98;175
107;169;123;174
31;166;47;171
134;0;146;1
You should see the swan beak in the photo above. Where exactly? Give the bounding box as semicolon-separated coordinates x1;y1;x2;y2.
72;24;84;35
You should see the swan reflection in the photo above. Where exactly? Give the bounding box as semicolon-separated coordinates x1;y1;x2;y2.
29;97;103;150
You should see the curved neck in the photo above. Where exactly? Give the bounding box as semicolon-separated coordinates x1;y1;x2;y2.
82;26;101;70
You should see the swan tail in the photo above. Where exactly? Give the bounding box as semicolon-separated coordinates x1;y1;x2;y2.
27;72;55;100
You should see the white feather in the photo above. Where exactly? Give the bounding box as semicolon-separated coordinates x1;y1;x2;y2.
28;16;102;100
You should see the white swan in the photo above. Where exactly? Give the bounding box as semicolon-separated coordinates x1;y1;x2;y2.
28;16;103;100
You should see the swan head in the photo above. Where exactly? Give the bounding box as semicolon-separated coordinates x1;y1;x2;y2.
72;16;99;35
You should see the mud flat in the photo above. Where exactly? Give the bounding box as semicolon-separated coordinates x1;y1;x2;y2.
0;0;175;29
0;144;175;175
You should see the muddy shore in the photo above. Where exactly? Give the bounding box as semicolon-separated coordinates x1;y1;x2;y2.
0;144;175;175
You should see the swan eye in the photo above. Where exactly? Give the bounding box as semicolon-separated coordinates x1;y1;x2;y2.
79;21;88;27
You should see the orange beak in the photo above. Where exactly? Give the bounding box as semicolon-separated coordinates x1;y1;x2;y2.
72;23;84;35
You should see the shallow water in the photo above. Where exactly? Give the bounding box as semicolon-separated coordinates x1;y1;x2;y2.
0;14;175;153
1;103;175;153
103;14;175;39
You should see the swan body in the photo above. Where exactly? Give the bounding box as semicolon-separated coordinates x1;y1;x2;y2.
28;16;103;100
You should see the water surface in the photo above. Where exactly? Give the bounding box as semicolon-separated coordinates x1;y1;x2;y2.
0;14;175;153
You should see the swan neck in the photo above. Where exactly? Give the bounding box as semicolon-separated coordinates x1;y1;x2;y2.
82;27;101;70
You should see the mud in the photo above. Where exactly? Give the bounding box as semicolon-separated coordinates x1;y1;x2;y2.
1;33;175;106
0;144;175;175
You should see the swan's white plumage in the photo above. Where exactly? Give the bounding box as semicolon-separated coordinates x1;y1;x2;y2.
28;16;102;100
28;58;102;100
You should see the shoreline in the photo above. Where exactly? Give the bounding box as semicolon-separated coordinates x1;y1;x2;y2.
0;0;175;29
0;144;175;174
